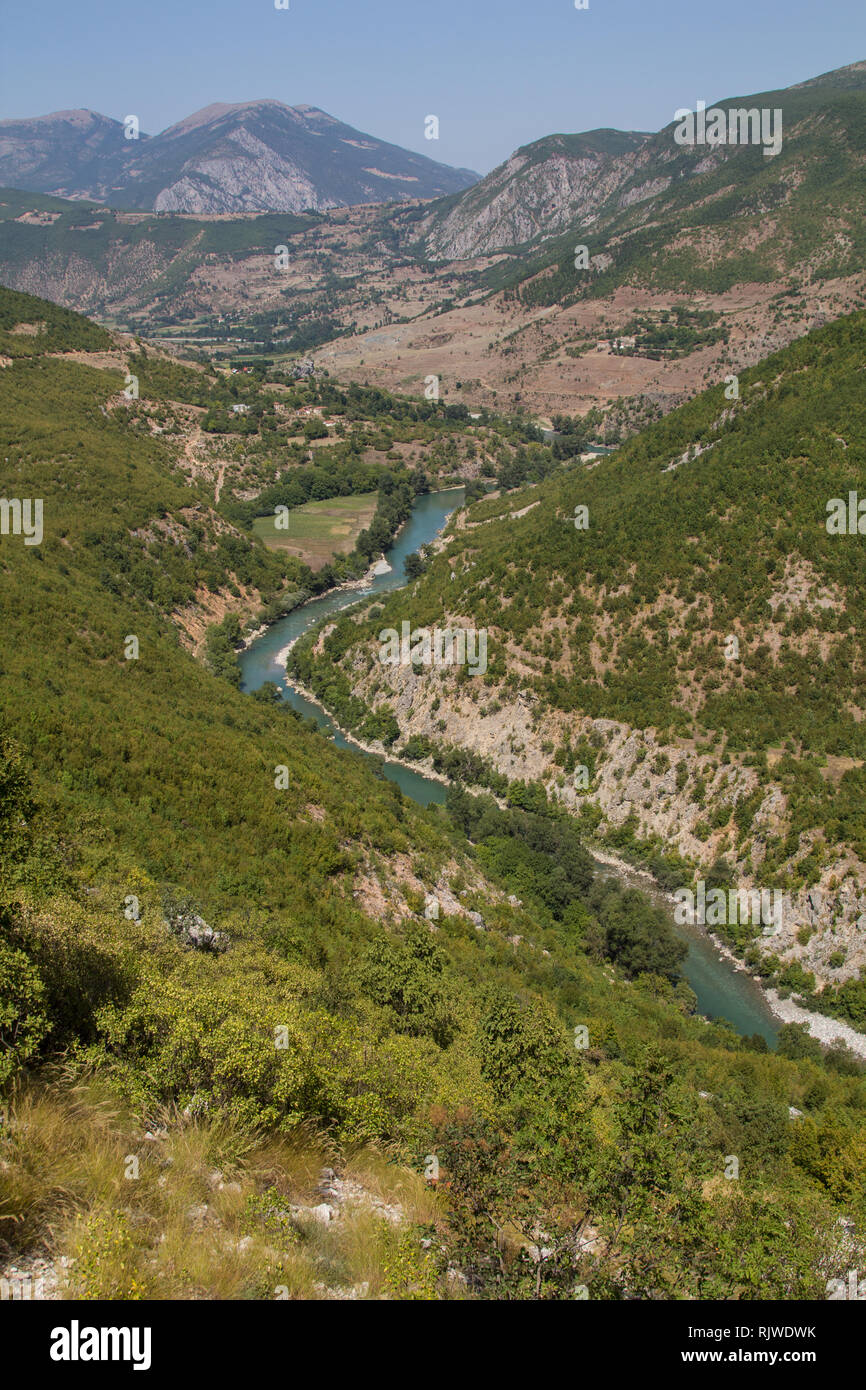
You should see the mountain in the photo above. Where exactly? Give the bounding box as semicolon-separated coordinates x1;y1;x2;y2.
419;128;651;260
0;109;131;202
304;58;866;415
2;61;864;424
290;309;866;1030
417;60;866;266
0;100;479;213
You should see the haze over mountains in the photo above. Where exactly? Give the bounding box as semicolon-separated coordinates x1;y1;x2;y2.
0;100;479;213
4;5;866;1310
4;58;863;236
0;59;864;422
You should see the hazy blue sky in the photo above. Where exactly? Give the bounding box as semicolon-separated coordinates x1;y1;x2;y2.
2;0;864;173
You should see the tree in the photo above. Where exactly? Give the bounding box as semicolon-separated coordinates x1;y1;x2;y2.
0;735;48;1080
0;735;33;897
591;883;687;982
0;938;48;1083
777;1022;823;1063
404;552;426;581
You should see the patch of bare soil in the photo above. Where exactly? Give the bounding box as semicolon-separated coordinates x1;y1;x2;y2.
313;271;866;419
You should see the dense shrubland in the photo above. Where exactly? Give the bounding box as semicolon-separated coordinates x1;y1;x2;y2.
291;310;866;1031
1;290;864;1299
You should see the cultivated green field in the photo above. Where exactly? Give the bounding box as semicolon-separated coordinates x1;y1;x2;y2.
252;491;378;569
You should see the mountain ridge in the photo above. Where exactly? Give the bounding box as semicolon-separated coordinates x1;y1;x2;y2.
0;99;479;213
416;60;866;263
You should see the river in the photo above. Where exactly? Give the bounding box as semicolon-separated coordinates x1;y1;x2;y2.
239;486;780;1045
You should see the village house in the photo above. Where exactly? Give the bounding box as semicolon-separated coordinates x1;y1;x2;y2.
598;335;637;353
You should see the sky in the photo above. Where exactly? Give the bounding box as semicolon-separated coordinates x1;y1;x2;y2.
2;0;864;174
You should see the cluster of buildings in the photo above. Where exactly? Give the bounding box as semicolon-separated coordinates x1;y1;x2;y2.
597;334;637;353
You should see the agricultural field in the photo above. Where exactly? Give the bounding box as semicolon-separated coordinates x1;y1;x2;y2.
252;491;379;569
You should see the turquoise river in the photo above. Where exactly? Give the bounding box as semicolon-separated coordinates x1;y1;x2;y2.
238;486;780;1045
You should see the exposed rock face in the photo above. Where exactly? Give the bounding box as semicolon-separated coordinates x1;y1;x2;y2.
417;60;866;261
151;132;322;215
418;131;650;261
0;101;479;213
165;904;229;953
336;644;866;990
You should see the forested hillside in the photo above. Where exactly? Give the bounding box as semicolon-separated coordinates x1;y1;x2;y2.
292;311;866;1026
486;63;866;303
1;290;865;1300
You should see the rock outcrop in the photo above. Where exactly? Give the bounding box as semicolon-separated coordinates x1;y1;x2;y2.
337;643;866;991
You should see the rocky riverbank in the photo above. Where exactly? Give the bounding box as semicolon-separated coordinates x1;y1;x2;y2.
331;641;866;991
238;554;392;654
276;649;866;1057
590;848;866;1059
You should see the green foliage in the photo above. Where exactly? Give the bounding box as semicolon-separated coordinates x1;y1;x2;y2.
319;313;866;882
353;922;459;1048
404;552;427;581
588;881;688;982
0;286;112;357
204;614;243;686
500;80;866;311
0;932;49;1082
1;287;865;1299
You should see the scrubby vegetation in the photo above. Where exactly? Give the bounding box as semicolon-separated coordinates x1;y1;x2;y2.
503;79;866;310
290;309;866;1029
1;290;865;1300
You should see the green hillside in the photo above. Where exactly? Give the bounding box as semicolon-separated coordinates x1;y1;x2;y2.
493;66;866;302
292;311;866;1025
0;188;322;326
1;290;865;1299
0;283;113;355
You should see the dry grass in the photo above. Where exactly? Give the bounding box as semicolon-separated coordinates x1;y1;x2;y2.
0;1075;447;1301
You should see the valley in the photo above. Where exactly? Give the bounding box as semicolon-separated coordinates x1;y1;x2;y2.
237;483;792;1048
2;33;866;1312
288;310;866;1033
2;62;864;428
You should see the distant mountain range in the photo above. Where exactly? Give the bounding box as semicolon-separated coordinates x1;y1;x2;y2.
0;100;479;213
1;58;864;420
